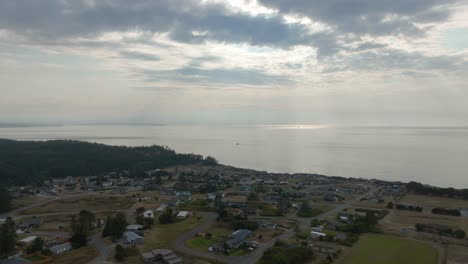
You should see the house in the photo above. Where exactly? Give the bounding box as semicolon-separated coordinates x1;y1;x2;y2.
176;211;189;219
142;248;183;264
311;226;323;232
323;193;337;202
126;224;144;236
123;231;144;244
50;242;72;255
126;224;144;231
338;213;351;223
310;231;327;240
144;210;154;219
225;229;252;249
18;218;42;230
18;236;37;246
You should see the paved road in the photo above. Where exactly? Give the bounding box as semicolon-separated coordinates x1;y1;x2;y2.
88;233;116;264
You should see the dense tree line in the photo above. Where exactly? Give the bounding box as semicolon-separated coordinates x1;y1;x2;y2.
0;218;16;258
0;186;11;213
432;208;461;216
0;139;214;186
407;181;468;199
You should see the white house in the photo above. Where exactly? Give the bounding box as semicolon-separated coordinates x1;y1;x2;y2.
18;236;37;246
176;211;189;219
143;210;154;219
50;242;72;255
310;231;327;240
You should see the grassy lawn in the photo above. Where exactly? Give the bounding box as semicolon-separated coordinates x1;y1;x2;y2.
177;199;216;212
20;196;135;215
185;228;231;251
50;246;99;264
140;216;203;251
339;235;438;264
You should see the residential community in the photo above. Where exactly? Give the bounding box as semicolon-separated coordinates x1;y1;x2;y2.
2;162;468;264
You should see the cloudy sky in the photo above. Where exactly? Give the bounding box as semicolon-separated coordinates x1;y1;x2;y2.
1;0;468;125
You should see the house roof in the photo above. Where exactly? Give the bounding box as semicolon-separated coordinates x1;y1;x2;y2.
19;236;37;243
151;248;173;257
126;224;144;230
177;211;189;217
50;242;72;253
124;231;143;241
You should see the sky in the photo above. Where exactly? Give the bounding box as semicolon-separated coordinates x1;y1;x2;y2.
0;0;468;126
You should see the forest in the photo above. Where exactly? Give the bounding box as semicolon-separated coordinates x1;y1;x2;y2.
0;139;216;186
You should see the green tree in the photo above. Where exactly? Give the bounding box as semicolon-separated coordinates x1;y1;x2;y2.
110;213;128;239
26;237;45;254
387;202;394;209
70;210;96;248
158;208;175;224
0;218;16;258
455;229;466;239
102;216;112;238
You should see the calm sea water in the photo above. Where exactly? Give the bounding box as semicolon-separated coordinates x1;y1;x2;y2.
1;125;467;188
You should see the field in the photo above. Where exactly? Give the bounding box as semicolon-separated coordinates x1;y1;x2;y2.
139;216;203;251
382;209;468;231
50;246;99;264
20;195;135;215
338;235;438;264
11;196;50;210
401;194;468;213
186;228;230;251
447;244;468;264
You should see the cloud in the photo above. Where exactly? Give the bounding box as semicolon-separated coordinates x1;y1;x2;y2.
143;66;292;86
0;0;315;49
120;51;160;61
258;0;457;37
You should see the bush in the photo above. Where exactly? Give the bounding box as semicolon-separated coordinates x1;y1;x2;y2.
455;229;466;239
432;208;461;216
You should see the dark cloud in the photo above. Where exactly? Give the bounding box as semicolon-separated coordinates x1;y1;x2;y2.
0;0;315;48
258;0;456;37
143;67;292;86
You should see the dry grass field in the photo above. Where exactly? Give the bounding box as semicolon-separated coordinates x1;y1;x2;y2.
20;195;135;215
447;244;468;264
401;194;468;212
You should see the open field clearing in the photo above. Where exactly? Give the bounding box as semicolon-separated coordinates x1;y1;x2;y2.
447;244;468;264
139;216;203;251
382;209;468;231
19;195;135;215
401;194;468;213
338;235;438;264
11;196;51;210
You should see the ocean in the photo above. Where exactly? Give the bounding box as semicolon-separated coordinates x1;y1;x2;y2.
1;125;467;188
